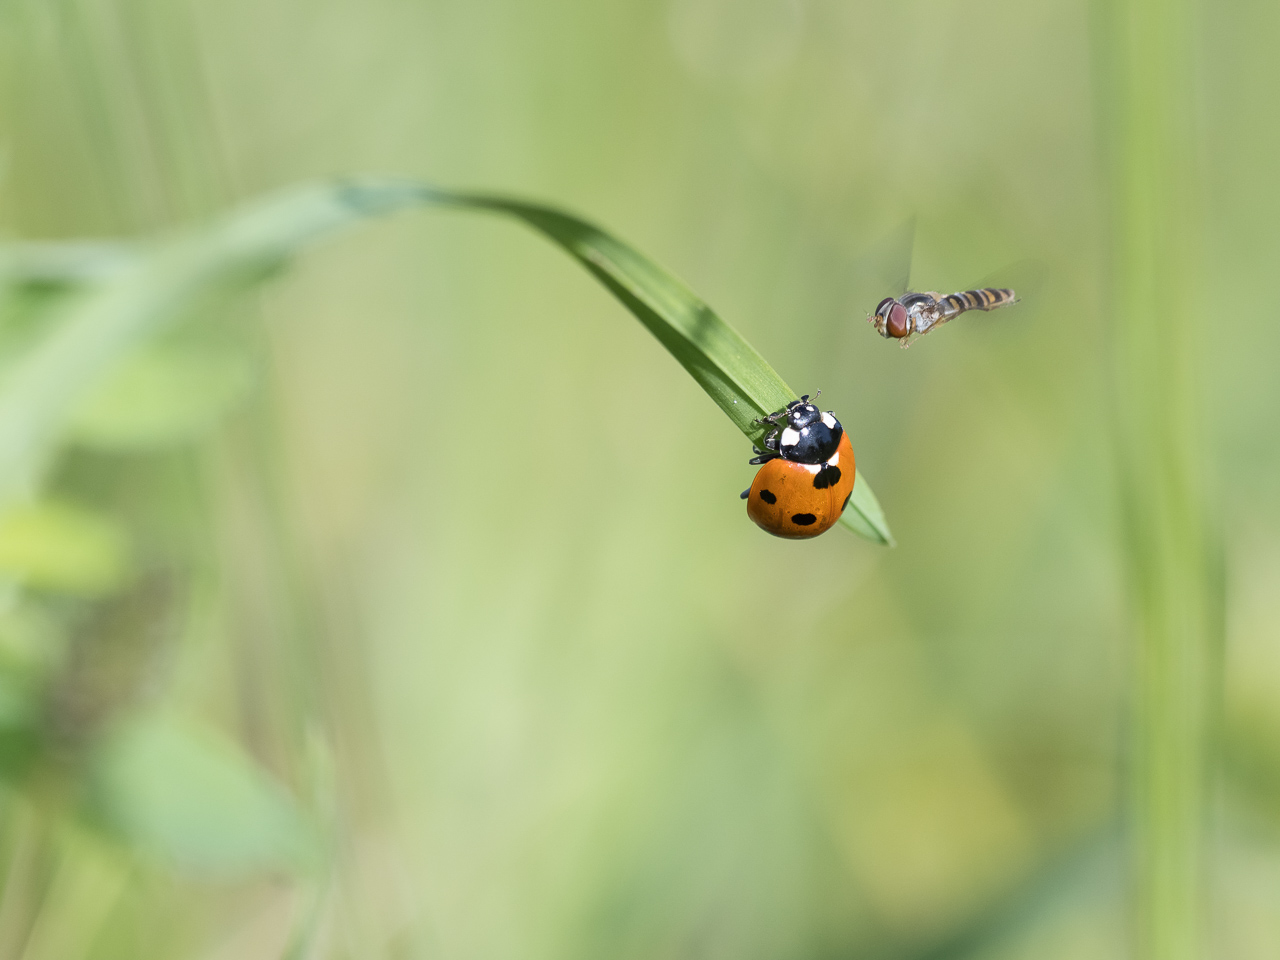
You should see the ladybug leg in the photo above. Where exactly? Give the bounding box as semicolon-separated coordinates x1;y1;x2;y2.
747;426;782;464
739;488;751;499
748;440;779;465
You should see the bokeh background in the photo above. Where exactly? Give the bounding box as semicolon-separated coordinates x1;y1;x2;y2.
0;0;1277;957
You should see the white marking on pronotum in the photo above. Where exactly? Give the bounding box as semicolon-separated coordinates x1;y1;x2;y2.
803;464;821;474
827;452;839;466
821;412;836;429
781;428;800;447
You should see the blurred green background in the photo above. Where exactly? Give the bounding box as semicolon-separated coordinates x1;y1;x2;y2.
0;0;1277;957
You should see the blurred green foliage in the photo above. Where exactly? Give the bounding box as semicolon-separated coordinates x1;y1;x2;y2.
70;345;255;451
0;0;1276;958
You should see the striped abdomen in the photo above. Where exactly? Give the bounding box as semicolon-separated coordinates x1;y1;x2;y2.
937;287;1015;320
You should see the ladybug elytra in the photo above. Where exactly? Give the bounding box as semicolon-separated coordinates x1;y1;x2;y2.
739;393;856;539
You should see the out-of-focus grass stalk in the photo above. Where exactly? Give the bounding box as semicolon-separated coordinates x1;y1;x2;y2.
1097;0;1214;956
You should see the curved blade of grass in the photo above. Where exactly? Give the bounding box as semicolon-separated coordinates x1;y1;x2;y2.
0;177;891;544
0;242;134;286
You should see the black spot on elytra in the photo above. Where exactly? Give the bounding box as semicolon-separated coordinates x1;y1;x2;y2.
813;464;842;489
759;489;777;504
790;513;817;526
842;492;851;512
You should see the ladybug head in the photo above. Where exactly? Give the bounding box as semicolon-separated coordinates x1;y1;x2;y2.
785;395;823;429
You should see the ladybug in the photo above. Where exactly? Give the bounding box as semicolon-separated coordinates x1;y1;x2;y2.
738;393;856;539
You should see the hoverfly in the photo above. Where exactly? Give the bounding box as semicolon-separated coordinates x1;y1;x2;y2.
869;286;1017;346
855;220;1024;347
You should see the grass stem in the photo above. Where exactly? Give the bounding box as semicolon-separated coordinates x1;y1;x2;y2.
1098;0;1216;954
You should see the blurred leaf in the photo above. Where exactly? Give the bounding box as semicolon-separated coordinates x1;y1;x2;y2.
0;723;41;782
0;671;41;782
0;500;131;595
0;178;892;544
0;599;65;677
879;825;1122;960
1222;708;1280;827
48;572;181;749
0;242;134;286
68;345;255;450
0;600;56;784
85;713;316;878
0;673;35;725
0;285;82;367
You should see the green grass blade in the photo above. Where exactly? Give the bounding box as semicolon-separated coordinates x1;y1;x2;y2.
0;177;892;544
0;242;134;286
837;483;891;544
414;186;893;545
1096;0;1214;954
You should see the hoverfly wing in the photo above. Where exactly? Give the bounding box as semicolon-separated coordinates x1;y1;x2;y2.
966;257;1049;324
885;216;916;297
848;216;916;307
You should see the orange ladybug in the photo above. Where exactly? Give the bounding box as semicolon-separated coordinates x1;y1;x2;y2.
739;394;856;539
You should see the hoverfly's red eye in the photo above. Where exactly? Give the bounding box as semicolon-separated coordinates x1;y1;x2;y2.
887;301;909;338
875;297;895;315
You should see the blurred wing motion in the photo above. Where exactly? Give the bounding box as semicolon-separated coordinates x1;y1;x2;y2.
846;217;916;313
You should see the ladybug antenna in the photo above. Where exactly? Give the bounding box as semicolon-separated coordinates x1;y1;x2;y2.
810;389;822;403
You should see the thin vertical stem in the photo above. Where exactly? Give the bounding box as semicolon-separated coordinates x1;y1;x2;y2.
0;801;43;959
1097;0;1214;956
